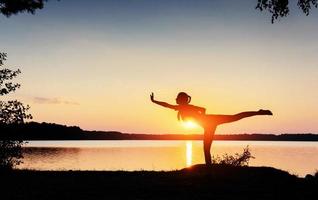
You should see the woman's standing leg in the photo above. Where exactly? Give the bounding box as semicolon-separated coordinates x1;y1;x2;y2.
203;127;216;166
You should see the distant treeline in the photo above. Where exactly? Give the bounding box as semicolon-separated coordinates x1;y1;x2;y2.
0;122;318;141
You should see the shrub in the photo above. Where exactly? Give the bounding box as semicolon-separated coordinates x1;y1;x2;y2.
0;140;26;170
212;146;255;167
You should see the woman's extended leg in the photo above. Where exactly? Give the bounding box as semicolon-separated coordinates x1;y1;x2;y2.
211;109;272;125
203;127;216;166
202;110;271;165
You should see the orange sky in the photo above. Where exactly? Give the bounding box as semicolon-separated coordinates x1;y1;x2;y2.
2;0;318;134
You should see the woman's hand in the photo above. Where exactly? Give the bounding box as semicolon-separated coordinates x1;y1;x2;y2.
150;92;155;102
258;109;273;115
149;93;177;110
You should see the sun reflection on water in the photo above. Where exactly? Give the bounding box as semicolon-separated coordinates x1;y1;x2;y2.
186;141;192;167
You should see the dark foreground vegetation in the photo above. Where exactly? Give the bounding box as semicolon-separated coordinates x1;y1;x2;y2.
1;164;317;200
1;122;318;141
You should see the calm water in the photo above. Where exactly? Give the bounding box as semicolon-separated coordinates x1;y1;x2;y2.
18;140;318;177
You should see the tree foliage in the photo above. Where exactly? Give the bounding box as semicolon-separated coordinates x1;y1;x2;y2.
0;100;32;124
256;0;318;23
0;0;47;17
0;0;317;23
0;53;21;96
0;53;32;170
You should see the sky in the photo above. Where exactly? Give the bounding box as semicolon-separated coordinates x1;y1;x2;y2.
1;0;318;134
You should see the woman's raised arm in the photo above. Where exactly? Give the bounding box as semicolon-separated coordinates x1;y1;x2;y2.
150;93;178;110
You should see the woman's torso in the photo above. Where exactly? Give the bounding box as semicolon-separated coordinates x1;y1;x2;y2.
177;105;206;126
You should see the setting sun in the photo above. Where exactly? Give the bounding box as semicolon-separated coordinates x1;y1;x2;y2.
182;121;198;129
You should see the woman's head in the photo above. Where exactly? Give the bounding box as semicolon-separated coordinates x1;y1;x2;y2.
176;92;191;105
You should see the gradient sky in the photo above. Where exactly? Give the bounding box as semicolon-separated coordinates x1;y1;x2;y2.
1;0;318;134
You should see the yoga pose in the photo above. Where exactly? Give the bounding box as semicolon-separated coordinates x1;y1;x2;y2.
150;92;272;165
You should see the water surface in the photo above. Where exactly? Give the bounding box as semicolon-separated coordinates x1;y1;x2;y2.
19;140;318;177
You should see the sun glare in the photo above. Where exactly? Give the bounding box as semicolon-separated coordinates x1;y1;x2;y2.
183;120;198;129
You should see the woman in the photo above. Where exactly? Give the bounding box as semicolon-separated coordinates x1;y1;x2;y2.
150;92;272;165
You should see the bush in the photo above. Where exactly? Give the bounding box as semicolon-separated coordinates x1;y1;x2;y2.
212;146;255;167
0;140;26;170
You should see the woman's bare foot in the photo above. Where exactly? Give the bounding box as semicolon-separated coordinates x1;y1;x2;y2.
258;109;273;115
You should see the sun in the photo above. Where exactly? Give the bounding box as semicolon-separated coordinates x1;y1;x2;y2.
183;120;198;129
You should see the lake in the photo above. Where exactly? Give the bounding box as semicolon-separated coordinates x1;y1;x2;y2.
18;140;318;177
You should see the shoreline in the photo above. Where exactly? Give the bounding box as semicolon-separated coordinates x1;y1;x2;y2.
2;122;318;141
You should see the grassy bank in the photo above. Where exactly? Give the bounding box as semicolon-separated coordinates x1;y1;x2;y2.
1;164;317;200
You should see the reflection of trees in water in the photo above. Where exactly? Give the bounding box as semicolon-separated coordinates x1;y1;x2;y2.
23;147;79;157
21;147;81;170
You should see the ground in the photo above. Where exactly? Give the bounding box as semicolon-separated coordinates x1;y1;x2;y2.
1;164;317;200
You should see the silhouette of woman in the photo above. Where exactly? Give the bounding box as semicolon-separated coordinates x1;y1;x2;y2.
150;92;272;165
